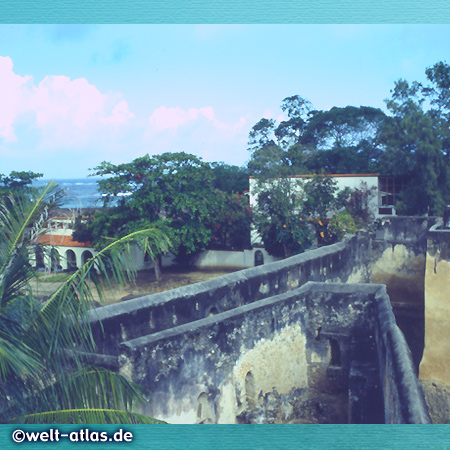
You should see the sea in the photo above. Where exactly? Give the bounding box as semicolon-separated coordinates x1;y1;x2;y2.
33;177;104;210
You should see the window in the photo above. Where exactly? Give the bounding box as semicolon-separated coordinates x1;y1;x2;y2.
378;176;407;214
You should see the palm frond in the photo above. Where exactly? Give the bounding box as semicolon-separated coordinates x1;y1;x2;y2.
25;228;171;365
15;409;166;424
0;333;43;381
26;366;149;415
0;183;171;424
0;182;64;308
0;182;63;271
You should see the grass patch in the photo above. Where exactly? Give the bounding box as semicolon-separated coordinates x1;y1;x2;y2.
39;272;72;283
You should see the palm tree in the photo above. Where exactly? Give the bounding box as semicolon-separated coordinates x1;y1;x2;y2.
0;181;170;423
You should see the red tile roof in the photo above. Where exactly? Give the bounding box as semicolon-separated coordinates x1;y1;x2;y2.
36;234;92;248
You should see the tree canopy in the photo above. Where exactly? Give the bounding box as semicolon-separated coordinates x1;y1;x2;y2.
74;153;252;270
380;64;450;215
0;171;43;197
247;61;450;216
247;96;386;179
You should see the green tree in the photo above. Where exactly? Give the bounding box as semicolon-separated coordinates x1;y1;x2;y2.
275;95;313;150
302;174;351;246
381;77;450;215
251;171;354;256
208;191;252;250
0;171;43;198
76;152;251;273
247;118;292;178
252;177;312;258
328;210;359;240
86;153;214;267
247;97;386;177
210;162;249;194
0;182;170;423
422;61;450;160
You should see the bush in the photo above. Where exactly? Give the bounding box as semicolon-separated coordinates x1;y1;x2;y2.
328;211;359;240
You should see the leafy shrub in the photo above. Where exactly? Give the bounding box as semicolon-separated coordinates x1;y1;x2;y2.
328;211;359;240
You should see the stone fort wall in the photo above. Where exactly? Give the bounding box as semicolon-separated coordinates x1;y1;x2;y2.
90;232;371;356
87;217;436;423
119;283;429;424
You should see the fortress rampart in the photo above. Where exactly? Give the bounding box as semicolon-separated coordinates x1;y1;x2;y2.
86;217;440;423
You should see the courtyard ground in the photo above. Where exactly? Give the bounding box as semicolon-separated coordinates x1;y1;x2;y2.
33;266;240;306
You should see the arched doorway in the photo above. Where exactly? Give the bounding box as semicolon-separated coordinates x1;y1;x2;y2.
81;250;94;266
207;306;219;317
196;392;215;424
245;371;256;408
254;250;264;266
35;247;45;269
50;248;60;272
66;249;77;271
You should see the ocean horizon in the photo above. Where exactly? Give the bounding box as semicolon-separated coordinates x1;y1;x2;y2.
33;177;103;209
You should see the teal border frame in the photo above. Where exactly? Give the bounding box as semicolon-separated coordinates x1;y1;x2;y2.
1;424;450;448
1;2;449;449
0;0;449;23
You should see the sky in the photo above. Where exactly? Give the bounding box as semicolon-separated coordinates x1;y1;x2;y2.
1;24;450;179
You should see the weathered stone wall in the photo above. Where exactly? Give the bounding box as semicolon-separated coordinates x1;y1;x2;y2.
370;287;431;424
117;283;430;424
369;216;436;369
86;217;437;423
370;216;431;305
193;248;278;269
90;233;371;355
420;220;450;385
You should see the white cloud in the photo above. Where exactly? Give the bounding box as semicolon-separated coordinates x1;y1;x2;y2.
0;56;134;150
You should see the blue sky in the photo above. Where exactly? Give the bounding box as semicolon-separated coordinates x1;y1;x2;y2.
1;24;450;179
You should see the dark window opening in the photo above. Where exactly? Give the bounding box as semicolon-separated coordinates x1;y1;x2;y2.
378;176;407;213
81;250;94;266
35;247;45;269
329;338;341;366
66;250;77;271
208;307;219;317
254;250;264;266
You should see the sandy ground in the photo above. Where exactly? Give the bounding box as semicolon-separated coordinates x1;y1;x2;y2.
33;267;240;306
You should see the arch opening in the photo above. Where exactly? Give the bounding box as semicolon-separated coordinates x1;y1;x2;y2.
254;250;264;266
196;392;215;424
66;249;77;271
245;371;256;408
329;338;341;367
81;250;94;266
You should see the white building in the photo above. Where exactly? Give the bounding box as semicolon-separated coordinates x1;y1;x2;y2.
35;215;98;271
33;213;278;272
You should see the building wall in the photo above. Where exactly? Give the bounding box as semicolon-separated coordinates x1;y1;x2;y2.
41;244;276;273
370;216;435;369
53;246;97;270
193;248;278;269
